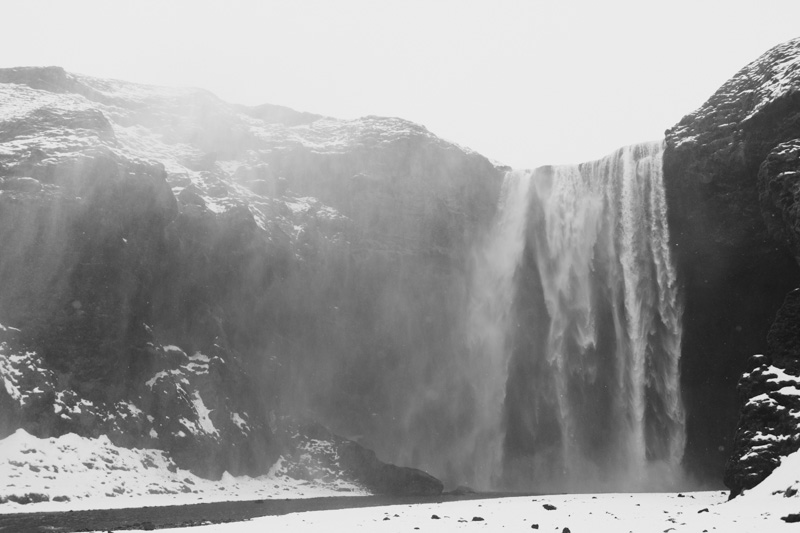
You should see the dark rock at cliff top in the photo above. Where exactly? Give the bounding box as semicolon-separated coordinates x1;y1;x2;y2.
664;37;800;486
0;66;498;491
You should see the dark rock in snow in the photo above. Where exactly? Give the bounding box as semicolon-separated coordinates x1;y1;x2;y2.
782;513;800;523
336;435;443;496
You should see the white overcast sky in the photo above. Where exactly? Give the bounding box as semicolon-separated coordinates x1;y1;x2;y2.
2;0;799;169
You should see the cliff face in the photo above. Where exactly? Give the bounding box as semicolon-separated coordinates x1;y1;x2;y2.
0;67;501;489
7;41;800;494
664;38;800;488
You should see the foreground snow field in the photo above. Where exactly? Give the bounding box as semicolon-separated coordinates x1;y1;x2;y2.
4;430;800;531
204;450;799;533
114;489;799;532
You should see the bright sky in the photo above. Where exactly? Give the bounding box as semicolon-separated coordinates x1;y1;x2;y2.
2;0;799;169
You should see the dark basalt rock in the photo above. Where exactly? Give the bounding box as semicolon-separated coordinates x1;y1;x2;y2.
277;419;443;496
760;139;800;263
0;116;282;477
725;289;800;497
782;513;800;523
338;442;444;496
664;37;800;482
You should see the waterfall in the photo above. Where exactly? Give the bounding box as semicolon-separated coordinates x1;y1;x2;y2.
460;169;533;489
468;140;685;491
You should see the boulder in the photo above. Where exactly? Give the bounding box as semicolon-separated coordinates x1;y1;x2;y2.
277;419;443;496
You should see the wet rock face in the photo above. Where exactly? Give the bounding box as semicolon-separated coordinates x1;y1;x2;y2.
664;38;800;483
0;151;281;478
0;67;496;487
760;139;800;262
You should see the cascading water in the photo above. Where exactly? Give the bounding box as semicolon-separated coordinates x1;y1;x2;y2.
460;169;533;489
469;140;685;491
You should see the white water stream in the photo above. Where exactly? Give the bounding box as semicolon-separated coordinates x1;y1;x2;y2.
465;141;685;490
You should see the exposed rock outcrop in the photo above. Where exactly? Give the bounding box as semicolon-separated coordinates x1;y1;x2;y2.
664;38;800;482
278;419;443;496
725;289;800;496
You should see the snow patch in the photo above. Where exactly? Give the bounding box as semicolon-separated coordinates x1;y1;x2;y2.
0;343;53;407
231;412;249;432
191;391;218;436
746;447;800;498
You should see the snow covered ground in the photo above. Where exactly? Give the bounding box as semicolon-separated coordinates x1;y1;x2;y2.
114;489;799;532
0;429;366;514
108;447;800;532
4;428;800;531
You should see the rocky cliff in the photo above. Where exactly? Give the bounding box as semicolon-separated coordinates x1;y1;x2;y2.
0;66;501;492
6;40;800;495
663;38;800;489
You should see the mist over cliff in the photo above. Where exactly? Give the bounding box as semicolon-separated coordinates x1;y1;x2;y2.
2;37;800;496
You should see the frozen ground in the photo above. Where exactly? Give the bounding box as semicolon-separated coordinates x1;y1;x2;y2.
114;447;800;532
0;429;366;514
4;429;800;531
115;489;800;532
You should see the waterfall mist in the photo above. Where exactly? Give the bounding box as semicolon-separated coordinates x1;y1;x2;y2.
462;141;685;491
456;170;533;489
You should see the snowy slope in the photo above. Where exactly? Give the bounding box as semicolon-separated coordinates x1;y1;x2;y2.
0;429;366;514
